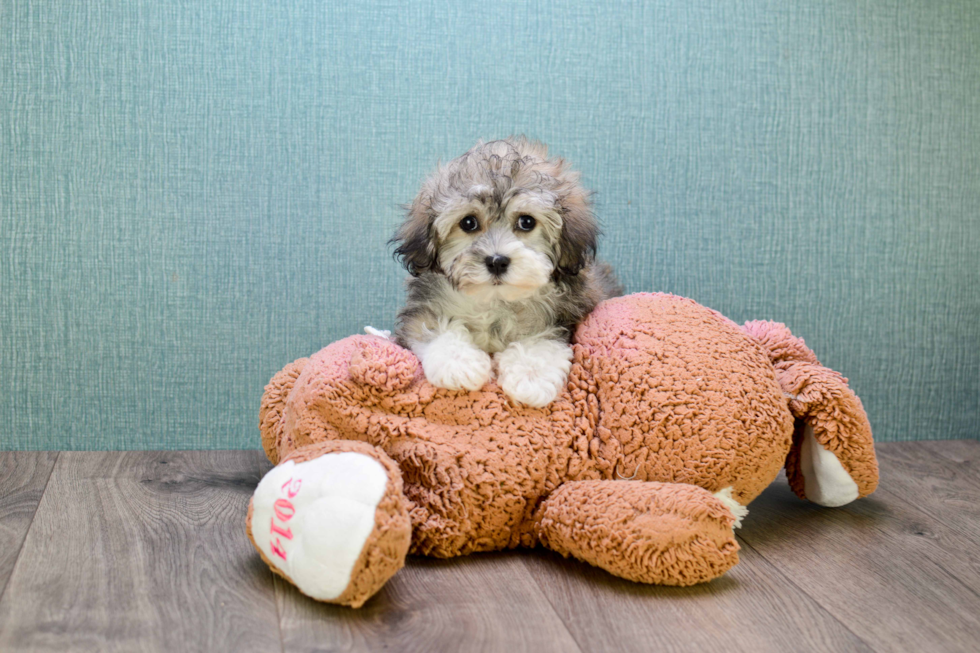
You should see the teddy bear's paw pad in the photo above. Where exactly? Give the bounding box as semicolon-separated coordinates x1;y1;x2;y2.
800;423;859;507
495;338;573;408
418;331;492;391
250;453;388;601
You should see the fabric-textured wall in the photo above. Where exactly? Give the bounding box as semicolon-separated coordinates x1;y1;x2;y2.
2;0;978;449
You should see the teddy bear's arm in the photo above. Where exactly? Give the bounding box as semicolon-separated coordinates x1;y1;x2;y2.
534;480;742;586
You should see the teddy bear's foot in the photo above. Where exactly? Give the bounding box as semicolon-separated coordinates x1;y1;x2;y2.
247;442;412;608
535;480;741;585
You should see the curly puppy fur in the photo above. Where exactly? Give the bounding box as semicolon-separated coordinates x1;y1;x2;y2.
391;137;621;407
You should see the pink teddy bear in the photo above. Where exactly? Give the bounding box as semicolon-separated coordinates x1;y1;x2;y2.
247;293;878;607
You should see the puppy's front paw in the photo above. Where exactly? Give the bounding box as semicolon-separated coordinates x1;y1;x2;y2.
417;331;492;391
495;338;573;408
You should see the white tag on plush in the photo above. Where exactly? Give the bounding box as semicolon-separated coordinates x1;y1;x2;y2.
364;326;392;339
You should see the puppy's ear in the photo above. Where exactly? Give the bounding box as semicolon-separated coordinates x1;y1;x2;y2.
391;194;438;276
555;184;598;277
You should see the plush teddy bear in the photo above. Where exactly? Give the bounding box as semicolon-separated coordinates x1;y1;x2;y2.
246;293;878;608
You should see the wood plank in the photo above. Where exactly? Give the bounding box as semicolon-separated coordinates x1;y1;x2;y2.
0;451;281;653
523;537;871;653
870;442;980;593
738;447;980;653
0;442;974;651
0;452;58;597
916;439;980;484
275;552;582;653
876;441;980;505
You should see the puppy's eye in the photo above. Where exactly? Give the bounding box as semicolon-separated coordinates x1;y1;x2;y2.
459;215;479;233
517;215;536;231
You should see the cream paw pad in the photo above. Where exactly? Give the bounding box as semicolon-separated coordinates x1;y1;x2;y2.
247;448;412;607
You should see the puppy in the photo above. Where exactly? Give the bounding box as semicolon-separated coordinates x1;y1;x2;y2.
391;137;621;407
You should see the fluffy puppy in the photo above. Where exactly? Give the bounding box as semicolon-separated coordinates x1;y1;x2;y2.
391;137;621;407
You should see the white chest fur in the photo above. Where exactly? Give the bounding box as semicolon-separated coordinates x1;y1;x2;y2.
441;285;563;353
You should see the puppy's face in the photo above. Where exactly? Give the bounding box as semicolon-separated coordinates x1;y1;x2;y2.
393;138;598;302
433;186;560;301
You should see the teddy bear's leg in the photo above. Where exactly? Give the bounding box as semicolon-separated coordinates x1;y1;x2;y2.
743;320;879;506
534;480;742;586
258;357;309;464
246;440;412;608
783;368;878;505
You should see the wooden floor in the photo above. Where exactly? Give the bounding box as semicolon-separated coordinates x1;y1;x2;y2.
0;441;977;652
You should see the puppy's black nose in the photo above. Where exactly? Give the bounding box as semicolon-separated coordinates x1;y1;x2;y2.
485;255;510;276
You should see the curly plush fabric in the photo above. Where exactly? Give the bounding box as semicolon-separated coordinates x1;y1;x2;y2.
247;293;877;607
536;480;741;585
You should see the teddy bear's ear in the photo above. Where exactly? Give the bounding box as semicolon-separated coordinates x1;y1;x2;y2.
349;338;419;391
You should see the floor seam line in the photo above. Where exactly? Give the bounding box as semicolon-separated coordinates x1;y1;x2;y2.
519;556;588;653
0;451;61;606
737;533;879;653
273;576;286;653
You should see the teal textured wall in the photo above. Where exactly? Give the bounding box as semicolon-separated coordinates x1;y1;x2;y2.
2;1;978;449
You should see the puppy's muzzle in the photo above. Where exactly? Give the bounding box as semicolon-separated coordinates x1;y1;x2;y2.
485;255;510;276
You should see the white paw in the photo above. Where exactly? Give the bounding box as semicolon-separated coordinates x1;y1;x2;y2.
495;338;573;408
251;453;388;601
415;330;492;391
